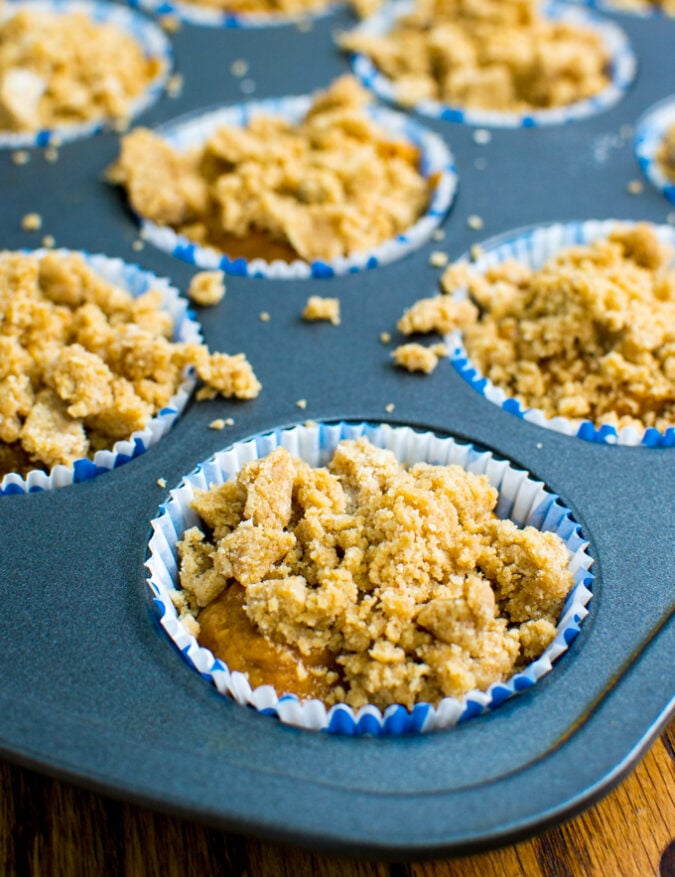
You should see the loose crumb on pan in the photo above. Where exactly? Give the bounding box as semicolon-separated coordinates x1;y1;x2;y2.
296;398;308;409
339;0;612;113
0;250;260;478
107;76;434;265
0;9;164;133
384;402;395;412
157;477;167;488
11;150;30;165
467;215;484;231
44;146;59;163
166;74;184;99
392;341;446;373
656;122;675;183
188;270;226;306
379;331;392;344
429;251;449;268
433;223;675;433
41;235;55;248
302;295;341;325
626;179;643;195
209;418;226;430
431;228;445;242
21;213;42;231
259;311;271;322
230;59;249;78
175;437;574;710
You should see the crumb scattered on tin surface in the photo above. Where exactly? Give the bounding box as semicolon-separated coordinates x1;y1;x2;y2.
157;477;167;488
384;402;395;413
41;234;55;248
188;271;226;306
392;341;443;373
379;331;391;344
626;179;643;195
230;59;249;78
11;150;29;165
21;212;42;231
302;295;340;325
467;215;484;231
259;311;271;322
209;418;226;430
296;398;308;409
429;251;449;268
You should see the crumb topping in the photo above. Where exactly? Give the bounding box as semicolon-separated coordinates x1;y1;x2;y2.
108;76;433;264
0;251;259;478
393;341;446;373
0;9;163;132
176;438;573;710
340;0;611;113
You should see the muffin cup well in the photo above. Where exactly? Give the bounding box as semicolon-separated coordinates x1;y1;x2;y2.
635;96;675;205
134;95;458;279
447;220;675;447
345;0;636;128
0;250;201;496
146;421;594;736
0;0;172;149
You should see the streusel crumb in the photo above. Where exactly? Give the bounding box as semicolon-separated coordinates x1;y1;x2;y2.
302;295;341;325
188;271;226;306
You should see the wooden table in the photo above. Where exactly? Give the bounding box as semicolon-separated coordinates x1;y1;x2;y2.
1;721;672;876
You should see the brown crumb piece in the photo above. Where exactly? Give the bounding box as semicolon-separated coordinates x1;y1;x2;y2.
108;76;433;265
340;0;612;113
0;251;260;478
626;179;643;195
0;9;164;133
429;251;448;268
455;223;675;432
392;341;445;373
302;295;341;326
177;438;573;710
209;418;226;430
397;295;478;335
21;213;42;231
188;270;226;306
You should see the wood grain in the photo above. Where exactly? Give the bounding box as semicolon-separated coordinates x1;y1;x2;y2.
0;722;672;877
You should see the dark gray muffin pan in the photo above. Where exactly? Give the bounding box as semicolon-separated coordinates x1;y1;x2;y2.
0;1;673;859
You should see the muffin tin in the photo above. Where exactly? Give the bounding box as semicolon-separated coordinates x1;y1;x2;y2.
0;0;673;859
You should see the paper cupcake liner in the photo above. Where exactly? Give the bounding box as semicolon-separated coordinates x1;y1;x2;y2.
635;96;675;205
0;250;202;496
146;421;594;736
136;95;457;279
447;220;675;448
0;0;172;149
346;0;636;128
126;0;342;29
572;0;674;17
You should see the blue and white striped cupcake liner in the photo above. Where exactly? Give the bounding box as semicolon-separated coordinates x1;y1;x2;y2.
136;95;458;279
346;0;636;128
635;96;675;205
571;0;673;17
146;421;594;736
0;0;172;149
0;250;201;496
126;0;343;29
447;220;675;447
